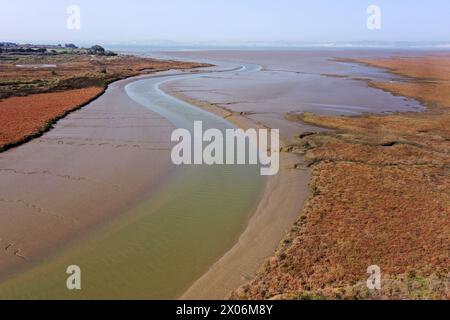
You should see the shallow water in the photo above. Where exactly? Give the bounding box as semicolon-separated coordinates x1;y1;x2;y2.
0;50;426;299
0;65;264;299
162;50;425;138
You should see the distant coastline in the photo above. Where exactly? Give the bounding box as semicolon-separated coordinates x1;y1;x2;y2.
0;43;208;152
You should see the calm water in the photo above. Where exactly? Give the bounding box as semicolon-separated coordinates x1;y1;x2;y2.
0;65;264;299
0;50;426;299
161;50;425;138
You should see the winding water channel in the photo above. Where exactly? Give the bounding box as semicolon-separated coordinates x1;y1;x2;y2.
0;64;265;299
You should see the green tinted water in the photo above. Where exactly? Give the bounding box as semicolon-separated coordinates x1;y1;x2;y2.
0;66;264;299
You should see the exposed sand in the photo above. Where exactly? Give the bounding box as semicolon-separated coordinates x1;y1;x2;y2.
164;89;311;300
182;153;310;300
3;50;431;299
0;57;311;300
161;50;424;139
230;55;450;300
160;50;441;299
0;74;176;278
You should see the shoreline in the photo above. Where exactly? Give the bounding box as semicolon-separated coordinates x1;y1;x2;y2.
0;64;213;280
162;53;449;300
230;55;450;300
0;62;272;299
0;88;106;154
0;70;182;281
3;51;445;299
0;52;209;153
163;88;312;300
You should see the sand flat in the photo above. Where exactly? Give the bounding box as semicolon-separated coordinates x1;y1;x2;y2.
162;50;424;139
0;75;175;277
1;50;434;299
159;50;429;299
163;86;311;300
0;66;267;299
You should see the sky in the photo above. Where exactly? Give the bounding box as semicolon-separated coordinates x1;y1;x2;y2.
1;0;450;45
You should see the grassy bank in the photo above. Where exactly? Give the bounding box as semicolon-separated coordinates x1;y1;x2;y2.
232;55;450;300
0;53;208;152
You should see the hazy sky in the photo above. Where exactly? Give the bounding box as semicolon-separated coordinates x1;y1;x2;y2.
2;0;449;44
